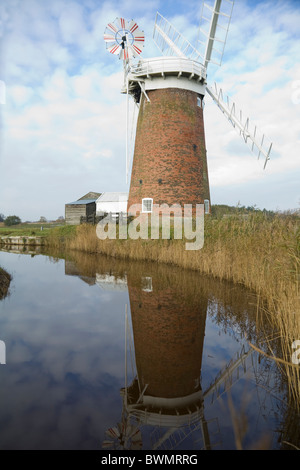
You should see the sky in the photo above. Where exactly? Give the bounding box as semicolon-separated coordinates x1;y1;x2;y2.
0;0;299;221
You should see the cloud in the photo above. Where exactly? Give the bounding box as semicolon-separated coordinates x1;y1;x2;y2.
0;80;6;104
9;84;33;106
4;64;126;163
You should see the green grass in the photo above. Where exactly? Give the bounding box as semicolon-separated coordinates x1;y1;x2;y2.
0;223;65;238
43;224;77;246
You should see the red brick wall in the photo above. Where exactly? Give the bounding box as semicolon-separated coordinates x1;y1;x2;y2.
127;87;210;215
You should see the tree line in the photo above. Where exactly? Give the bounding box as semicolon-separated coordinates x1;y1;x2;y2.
0;214;65;225
0;214;21;226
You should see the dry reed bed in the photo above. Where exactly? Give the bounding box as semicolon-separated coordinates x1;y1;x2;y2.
47;213;300;405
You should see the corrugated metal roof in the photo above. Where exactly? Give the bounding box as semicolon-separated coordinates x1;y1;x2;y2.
96;192;128;202
66;199;96;205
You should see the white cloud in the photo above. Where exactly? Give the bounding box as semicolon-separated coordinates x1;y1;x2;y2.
0;80;6;104
9;85;33;106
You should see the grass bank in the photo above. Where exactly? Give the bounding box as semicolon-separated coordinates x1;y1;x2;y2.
0;222;64;238
47;212;299;298
45;211;300;406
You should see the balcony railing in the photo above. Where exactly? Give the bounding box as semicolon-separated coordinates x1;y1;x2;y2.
129;56;207;83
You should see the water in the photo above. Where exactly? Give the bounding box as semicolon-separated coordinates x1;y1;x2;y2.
0;248;299;451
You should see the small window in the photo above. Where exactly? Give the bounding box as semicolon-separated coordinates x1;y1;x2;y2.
142;198;153;213
197;95;205;108
204;199;210;214
141;276;152;292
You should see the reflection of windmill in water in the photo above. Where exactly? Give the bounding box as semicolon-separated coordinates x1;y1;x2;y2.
104;0;273;216
102;269;253;451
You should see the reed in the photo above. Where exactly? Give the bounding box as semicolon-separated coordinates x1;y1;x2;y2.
46;211;300;406
0;267;12;299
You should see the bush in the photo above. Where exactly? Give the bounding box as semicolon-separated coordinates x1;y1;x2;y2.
4;215;21;226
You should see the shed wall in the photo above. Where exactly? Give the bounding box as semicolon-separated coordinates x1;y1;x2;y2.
96;200;128;215
65;202;96;225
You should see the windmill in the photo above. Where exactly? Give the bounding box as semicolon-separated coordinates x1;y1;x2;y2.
104;1;273;216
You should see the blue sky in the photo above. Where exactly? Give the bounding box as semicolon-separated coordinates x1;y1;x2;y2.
0;0;299;221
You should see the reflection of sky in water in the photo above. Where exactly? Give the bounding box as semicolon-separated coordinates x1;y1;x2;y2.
0;250;293;450
0;251;129;449
200;306;279;450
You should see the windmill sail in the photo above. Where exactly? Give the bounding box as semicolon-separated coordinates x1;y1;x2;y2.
153;12;203;63
206;83;272;168
197;0;234;68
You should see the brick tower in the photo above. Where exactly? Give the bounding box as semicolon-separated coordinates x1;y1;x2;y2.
126;57;210;215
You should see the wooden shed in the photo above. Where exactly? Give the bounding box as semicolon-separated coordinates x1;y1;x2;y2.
65;192;101;225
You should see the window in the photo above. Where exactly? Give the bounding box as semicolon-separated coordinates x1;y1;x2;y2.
141;276;153;292
142;198;153;213
197;95;205;108
204;199;210;214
